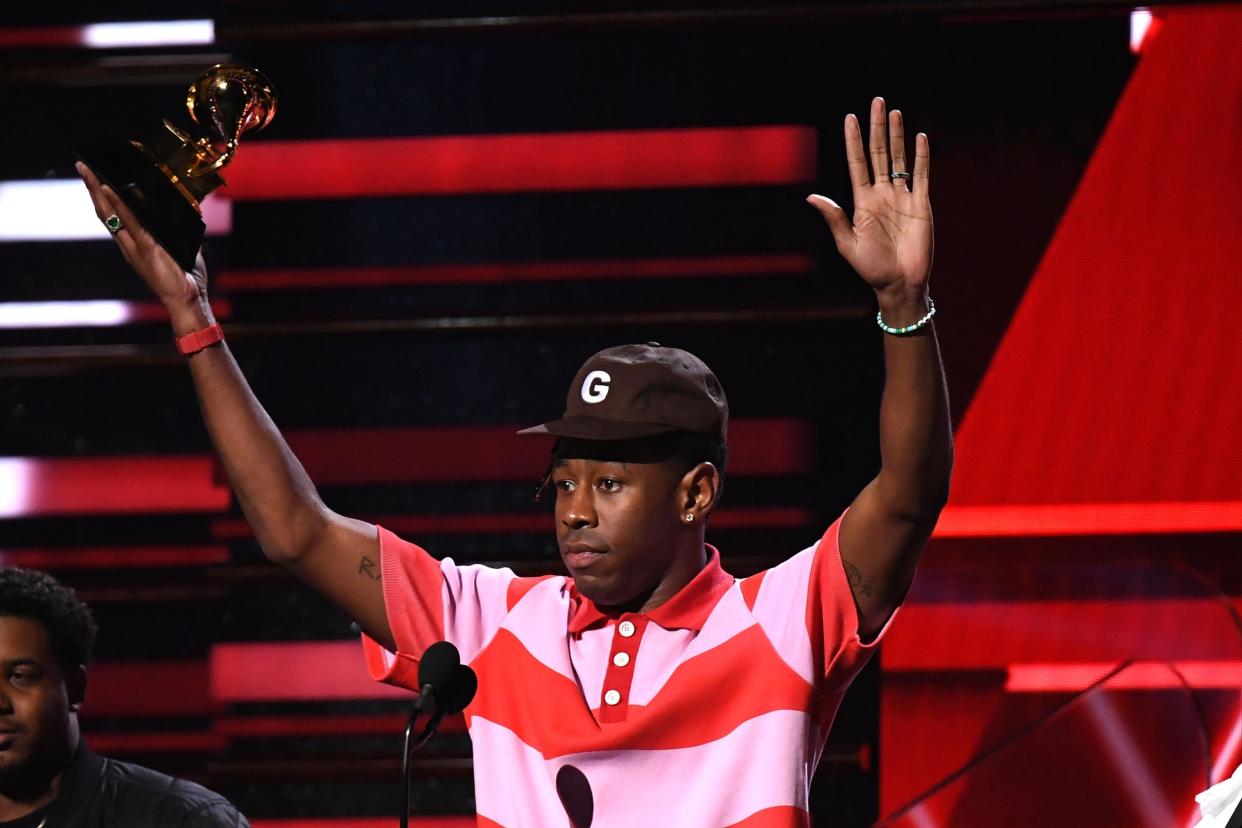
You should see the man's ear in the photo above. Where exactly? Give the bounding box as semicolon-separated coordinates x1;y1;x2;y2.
680;462;722;522
66;665;87;712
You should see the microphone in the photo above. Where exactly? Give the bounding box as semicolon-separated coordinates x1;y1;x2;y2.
440;664;478;714
411;663;477;751
412;640;460;713
401;642;475;828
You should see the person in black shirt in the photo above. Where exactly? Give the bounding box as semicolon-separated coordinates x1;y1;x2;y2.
0;567;248;827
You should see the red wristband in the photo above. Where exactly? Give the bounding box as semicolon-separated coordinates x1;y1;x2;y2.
176;322;224;356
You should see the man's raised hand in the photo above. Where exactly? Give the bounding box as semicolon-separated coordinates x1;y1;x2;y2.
74;165;393;654
807;97;933;309
75;161;211;327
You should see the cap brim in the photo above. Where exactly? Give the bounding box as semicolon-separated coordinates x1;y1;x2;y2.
516;415;681;441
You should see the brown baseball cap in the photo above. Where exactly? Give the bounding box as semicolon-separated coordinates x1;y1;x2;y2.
518;343;728;442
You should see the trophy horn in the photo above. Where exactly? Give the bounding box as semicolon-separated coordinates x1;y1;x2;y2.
184;65;277;178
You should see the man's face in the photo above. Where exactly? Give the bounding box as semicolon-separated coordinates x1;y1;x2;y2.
552;451;688;608
0;616;77;786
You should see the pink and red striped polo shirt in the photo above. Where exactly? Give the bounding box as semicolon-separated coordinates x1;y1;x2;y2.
362;513;894;827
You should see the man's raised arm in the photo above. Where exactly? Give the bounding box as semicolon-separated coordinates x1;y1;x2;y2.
807;98;953;639
77;162;396;652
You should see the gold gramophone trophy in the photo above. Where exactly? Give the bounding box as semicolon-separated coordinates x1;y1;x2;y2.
76;64;276;271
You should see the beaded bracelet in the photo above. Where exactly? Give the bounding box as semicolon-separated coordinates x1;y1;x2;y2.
877;297;936;336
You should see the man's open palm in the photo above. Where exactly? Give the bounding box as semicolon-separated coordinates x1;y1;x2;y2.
808;97;933;299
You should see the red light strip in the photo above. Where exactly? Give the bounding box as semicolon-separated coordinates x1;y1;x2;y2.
86;716;470;753
0;26;84;47
279;418;814;485
87;661;218;716
211;641;411;701
211;506;814;541
216;253;816;292
84;731;228;754
223;126;817;200
1005;660;1242;691
0;456;230;518
933;501;1242;537
884;598;1242;671
213;713;464;737
0;420;808;519
0;546;228;569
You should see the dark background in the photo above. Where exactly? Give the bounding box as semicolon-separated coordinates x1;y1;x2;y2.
0;2;1141;824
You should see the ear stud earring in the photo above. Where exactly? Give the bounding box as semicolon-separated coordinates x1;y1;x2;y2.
684;513;695;523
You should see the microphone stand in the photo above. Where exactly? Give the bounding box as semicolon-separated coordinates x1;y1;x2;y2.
399;653;476;828
400;695;435;828
400;695;457;828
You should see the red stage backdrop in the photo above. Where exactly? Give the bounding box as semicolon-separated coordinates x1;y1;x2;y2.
883;6;1242;823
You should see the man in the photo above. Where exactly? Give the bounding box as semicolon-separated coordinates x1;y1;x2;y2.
0;567;249;827
77;96;950;825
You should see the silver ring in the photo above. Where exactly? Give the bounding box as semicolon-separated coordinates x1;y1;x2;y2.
889;172;911;180
104;214;123;234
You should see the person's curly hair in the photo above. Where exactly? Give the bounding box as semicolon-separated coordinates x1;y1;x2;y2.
0;567;98;670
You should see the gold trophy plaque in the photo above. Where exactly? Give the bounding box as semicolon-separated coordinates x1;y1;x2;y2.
76;64;276;271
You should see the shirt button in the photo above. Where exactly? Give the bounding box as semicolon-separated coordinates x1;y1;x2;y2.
618;620;636;637
604;690;622;706
613;652;631;668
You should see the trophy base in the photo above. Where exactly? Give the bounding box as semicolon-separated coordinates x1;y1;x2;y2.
74;140;208;273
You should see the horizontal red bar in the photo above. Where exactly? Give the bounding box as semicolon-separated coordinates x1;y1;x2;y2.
934;501;1242;537
211;642;410;702
127;298;232;323
212;506;814;542
86;661;218;716
216;254;816;292
1005;660;1242;692
214;713;464;737
224;127;817;200
0;26;83;48
884;597;1242;671
0;456;231;518
0;420;809;519
0;546;227;570
84;730;228;754
281;418;815;486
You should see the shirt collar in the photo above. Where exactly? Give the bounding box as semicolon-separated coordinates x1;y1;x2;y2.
567;545;734;635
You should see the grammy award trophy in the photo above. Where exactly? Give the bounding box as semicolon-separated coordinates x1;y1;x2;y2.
76;64;276;271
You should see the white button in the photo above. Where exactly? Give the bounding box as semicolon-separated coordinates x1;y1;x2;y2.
613;652;631;668
604;689;622;706
618;620;636;637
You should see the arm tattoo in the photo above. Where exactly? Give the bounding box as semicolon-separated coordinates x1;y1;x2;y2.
843;559;863;588
358;556;380;581
843;558;877;598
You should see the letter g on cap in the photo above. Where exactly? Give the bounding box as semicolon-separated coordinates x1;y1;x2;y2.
581;370;611;404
